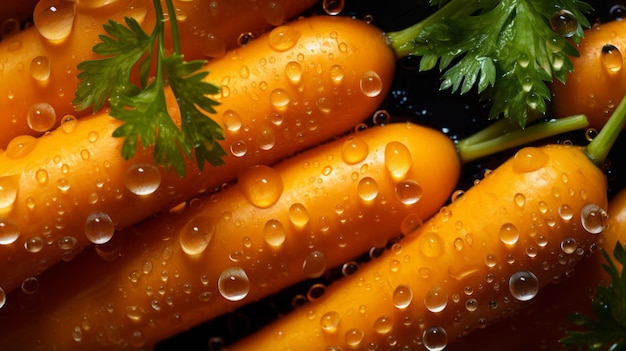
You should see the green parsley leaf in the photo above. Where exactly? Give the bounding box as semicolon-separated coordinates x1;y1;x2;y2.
72;0;224;177
560;241;626;350
387;0;592;126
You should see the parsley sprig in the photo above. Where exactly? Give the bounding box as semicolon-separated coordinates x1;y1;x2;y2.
387;0;592;126
560;241;626;350
73;0;225;177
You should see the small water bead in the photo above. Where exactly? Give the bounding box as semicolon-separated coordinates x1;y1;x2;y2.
33;0;77;42
302;250;327;278
601;44;623;73
239;165;283;208
24;236;44;253
561;237;577;254
84;211;114;245
508;270;539;301
58;236;77;250
0;218;20;245
341;261;359;276
60;115;78;133
360;70;383;97
237;32;254;46
357;177;379;202
384;141;412;180
372;110;391;125
263;219;286;248
322;0;344;15
422;326;448;351
341;136;369;165
392;285;413;309
424;286;448;313
581;203;609;234
230;140;248;157
263;1;285;26
268;25;300;52
465;298;478;312
395;179;423;205
499;223;520;245
21;276;39;294
418;232;445;258
550;9;578;38
208;336;226;351
320;311;341;332
217;266;250;302
307;283;327;300
288;203;309;227
222;110;242;131
344;328;365;347
525;91;541;110
285;61;303;84
124;164;161;196
270;88;290;111
179;215;215;256
513;147;548;173
558;204;574;221
6;135;38;159
30;56;51;81
610;4;626;19
328;64;345;85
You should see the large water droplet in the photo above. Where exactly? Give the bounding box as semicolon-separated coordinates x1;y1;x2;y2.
395;179;423;205
601;44;623;73
217;266;250;301
392;285;413;309
30;56;51;81
222;110;242;131
424;286;448;312
418;232;445;258
288;203;309;228
302;250;327;278
34;0;77;42
84;211;115;244
0;218;20;245
499;223;520;245
264;1;285;26
6;135;38;159
263;219;286;248
124;164;161;196
509;270;539;301
512;147;548;173
360;70;383;97
341;136;369;164
238;165;283;208
322;0;344;15
268;25;300;51
270;88;290;111
285;61;303;84
385;141;411;180
0;175;19;209
422;326;448;351
179;215;215;255
27;102;56;132
549;9;578;38
357;177;379;201
320;311;341;332
329;64;345;85
580;203;608;234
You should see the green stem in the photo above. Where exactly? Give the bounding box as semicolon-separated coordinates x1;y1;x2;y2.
457;115;589;164
163;0;181;55
585;93;626;166
385;1;491;58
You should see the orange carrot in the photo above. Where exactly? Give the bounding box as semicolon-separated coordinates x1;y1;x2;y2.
551;19;626;131
0;122;461;350
0;14;396;294
0;0;317;148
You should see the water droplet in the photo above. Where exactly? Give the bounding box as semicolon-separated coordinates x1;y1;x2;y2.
237;32;254;46
285;61;303;84
179;215;215;255
288;203;309;228
418;232;445;258
238;165;283;208
6;135;38;159
0;218;20;245
581;204;608;234
329;64;345;84
518;53;530;68
512;147;548;173
610;4;626;20
357;177;379;202
302;250;327;278
341;136;369;165
21;276;39;294
392;285;413;309
525;92;541;110
263;219;286;248
58;236;77;250
384;141;412;180
84;211;115;244
320;311;341;332
513;193;526;208
268;25;300;51
0;175;18;208
222;110;242;131
270;88;290;111
395;179;422;205
344;328;364;347
601;44;623;73
560;237;577;254
24;236;44;253
509;270;539;301
60;115;77;133
30;56;51;81
217;266;250;301
550;9;578;38
499;223;519;245
322;0;344;15
264;1;285;26
33;0;77;42
230;140;248;157
424;286;448;312
422;326;448;351
360;70;383;97
465;298;478;312
558;204;574;220
124;164;161;196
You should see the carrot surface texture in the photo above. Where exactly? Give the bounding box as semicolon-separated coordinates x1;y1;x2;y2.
0;14;396;295
0;122;461;350
551;19;626;131
0;0;317;148
227;89;626;351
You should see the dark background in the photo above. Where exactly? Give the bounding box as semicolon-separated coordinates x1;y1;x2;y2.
157;1;626;349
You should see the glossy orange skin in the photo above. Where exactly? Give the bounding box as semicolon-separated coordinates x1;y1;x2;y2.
230;145;608;351
0;15;396;294
551;20;626;130
0;123;461;350
0;0;318;148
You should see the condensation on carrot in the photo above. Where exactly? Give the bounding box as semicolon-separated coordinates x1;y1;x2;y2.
551;19;626;130
0;14;396;294
0;0;318;148
0;122;461;350
228;144;609;351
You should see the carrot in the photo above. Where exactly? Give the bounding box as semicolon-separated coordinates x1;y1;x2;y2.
0;15;396;295
551;19;626;131
0;0;317;148
225;90;626;351
443;186;626;351
0;122;461;350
